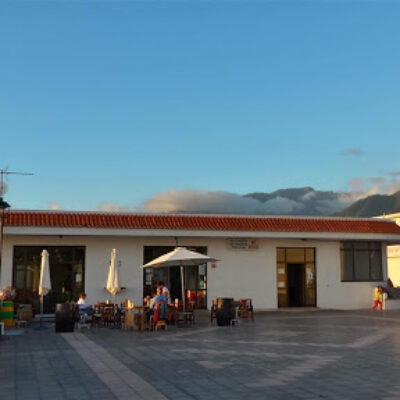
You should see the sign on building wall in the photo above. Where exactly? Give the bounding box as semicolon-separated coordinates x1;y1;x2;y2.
388;245;400;258
227;238;259;250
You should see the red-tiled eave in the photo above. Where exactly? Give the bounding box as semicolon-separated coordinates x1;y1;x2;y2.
3;210;400;235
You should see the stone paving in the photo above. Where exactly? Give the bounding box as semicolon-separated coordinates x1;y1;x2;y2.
2;310;400;399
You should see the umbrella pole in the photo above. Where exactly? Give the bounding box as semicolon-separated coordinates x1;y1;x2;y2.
38;294;45;329
180;264;185;313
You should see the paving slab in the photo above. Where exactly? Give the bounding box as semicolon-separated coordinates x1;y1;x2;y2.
2;310;400;399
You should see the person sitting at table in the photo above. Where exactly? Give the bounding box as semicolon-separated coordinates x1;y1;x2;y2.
76;293;93;326
77;293;92;310
147;287;168;326
158;281;171;303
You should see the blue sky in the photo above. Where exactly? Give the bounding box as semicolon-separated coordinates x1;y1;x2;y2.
1;1;400;212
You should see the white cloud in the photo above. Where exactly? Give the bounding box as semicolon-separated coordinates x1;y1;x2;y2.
96;202;132;212
137;189;304;215
347;172;400;198
341;148;365;157
48;202;63;210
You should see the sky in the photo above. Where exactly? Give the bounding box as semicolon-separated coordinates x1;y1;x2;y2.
1;0;400;213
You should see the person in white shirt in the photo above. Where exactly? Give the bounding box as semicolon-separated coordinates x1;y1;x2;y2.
77;293;91;310
158;281;171;304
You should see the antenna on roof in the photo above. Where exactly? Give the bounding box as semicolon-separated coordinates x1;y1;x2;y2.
0;168;34;198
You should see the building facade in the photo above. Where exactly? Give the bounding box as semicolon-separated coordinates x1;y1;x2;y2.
2;210;400;311
378;213;400;286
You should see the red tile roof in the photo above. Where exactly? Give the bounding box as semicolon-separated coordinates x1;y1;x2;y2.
3;210;400;235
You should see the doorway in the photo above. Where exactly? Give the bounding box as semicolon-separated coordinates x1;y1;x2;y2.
287;263;305;307
277;247;316;308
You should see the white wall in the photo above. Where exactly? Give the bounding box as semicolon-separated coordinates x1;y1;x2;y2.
387;245;400;287
314;241;386;309
1;234;387;310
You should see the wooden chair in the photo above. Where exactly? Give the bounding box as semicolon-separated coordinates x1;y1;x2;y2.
238;299;254;322
101;304;117;327
92;303;105;327
155;320;167;331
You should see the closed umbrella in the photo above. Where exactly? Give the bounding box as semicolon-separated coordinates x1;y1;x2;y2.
36;249;52;330
142;247;218;313
39;249;51;315
106;248;121;304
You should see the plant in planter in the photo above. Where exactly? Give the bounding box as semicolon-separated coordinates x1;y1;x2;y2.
0;286;16;301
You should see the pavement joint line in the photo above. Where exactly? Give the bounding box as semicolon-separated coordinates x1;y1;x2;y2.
163;329;393;349
245;355;340;388
142;326;220;341
62;332;168;400
173;347;338;360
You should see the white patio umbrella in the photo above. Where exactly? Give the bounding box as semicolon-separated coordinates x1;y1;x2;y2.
106;248;121;304
141;247;218;313
39;249;52;315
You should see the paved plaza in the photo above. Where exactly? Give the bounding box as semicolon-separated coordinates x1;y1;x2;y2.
2;310;400;399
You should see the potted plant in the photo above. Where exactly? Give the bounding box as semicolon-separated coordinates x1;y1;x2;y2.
0;286;17;327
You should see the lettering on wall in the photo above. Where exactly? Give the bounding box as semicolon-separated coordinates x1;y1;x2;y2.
227;238;259;250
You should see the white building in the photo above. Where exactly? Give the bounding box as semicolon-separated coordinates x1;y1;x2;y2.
377;213;400;286
2;210;400;311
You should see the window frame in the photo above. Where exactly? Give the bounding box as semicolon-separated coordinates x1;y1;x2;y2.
340;241;383;282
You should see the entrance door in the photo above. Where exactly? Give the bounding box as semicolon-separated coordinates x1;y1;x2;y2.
287;263;305;307
277;248;316;308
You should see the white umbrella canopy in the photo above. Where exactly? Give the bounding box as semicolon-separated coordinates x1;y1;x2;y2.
39;249;52;315
142;247;218;269
142;247;218;312
106;248;121;299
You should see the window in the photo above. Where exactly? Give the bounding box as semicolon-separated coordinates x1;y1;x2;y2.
340;242;382;282
12;246;85;312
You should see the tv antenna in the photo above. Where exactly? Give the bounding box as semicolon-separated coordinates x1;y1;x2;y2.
0;168;34;198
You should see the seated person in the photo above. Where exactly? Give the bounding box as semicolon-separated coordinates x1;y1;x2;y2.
77;293;93;315
149;291;158;309
158;281;171;303
147;287;168;325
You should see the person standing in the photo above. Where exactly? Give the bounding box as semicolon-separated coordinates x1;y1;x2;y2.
372;286;383;310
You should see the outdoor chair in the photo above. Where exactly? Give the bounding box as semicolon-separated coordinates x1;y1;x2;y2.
92;303;105;327
77;307;93;330
230;304;241;327
238;298;254;321
155;320;167;331
16;304;33;325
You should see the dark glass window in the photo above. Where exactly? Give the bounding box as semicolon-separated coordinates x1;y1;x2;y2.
12;246;85;313
340;242;382;282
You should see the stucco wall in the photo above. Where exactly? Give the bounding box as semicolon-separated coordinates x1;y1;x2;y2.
1;235;387;310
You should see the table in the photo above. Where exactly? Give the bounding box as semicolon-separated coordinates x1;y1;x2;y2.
177;311;194;325
124;307;148;331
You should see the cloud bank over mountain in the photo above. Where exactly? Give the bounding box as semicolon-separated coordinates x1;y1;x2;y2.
47;171;400;216
136;187;354;216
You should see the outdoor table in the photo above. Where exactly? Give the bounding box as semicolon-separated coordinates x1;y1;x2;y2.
34;313;56;323
124;306;148;331
177;311;194;325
